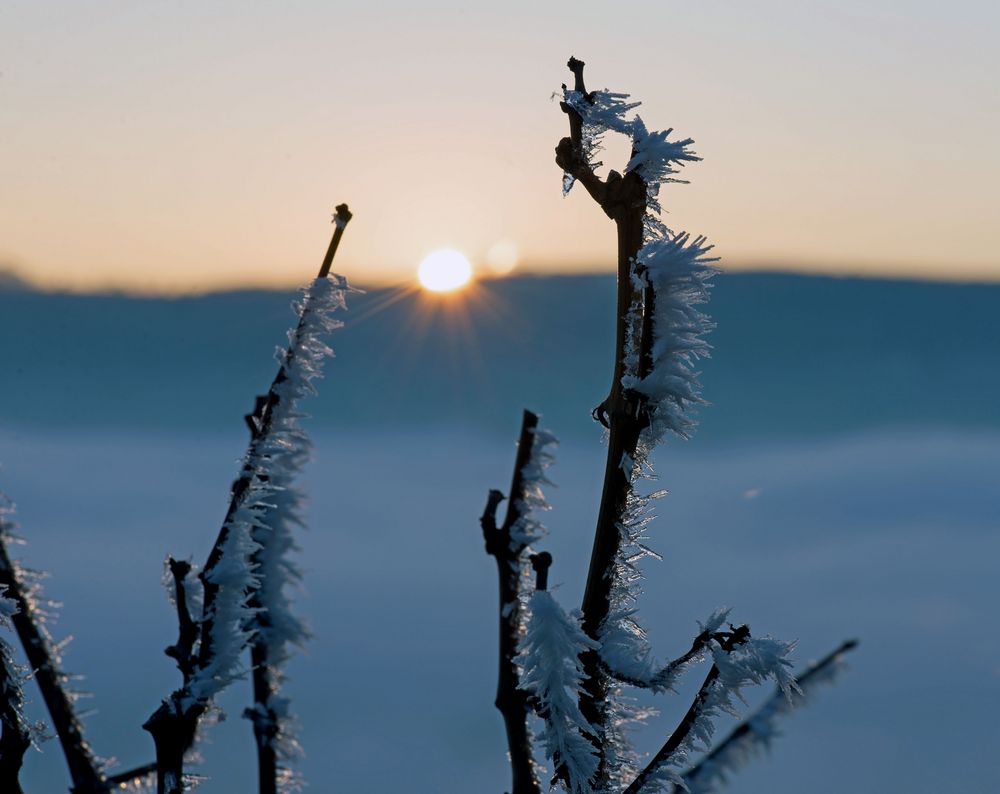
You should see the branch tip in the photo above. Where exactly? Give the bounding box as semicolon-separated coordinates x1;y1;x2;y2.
318;203;353;278
567;57;586;93
530;552;552;591
333;203;353;228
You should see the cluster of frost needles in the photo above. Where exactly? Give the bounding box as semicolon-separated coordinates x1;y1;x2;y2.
0;205;355;794
155;274;353;790
482;61;852;794
0;493;110;790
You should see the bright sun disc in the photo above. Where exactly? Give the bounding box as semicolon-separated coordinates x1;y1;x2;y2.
418;249;473;292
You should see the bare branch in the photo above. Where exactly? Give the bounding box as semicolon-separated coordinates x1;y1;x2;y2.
163;559;197;682
482;410;543;794
530;553;552;592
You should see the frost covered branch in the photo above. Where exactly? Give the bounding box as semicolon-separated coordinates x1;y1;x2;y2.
675;639;858;794
516;564;600;794
555;55;717;787
1;586;33;794
481;409;558;794
144;206;354;794
623;627;798;794
0;495;106;793
599;608;731;693
164;559;198;682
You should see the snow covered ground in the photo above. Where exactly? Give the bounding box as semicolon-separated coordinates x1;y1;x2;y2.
2;426;998;793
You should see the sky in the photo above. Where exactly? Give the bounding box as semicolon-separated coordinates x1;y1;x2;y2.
1;0;998;293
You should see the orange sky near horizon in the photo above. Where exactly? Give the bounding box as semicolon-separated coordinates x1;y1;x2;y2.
2;1;998;294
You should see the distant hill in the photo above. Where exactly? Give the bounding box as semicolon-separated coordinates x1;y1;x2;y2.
1;273;998;440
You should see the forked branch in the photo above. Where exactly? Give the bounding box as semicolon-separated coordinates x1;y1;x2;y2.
673;639;859;793
481;410;543;794
557;56;652;785
145;205;354;794
623;626;751;794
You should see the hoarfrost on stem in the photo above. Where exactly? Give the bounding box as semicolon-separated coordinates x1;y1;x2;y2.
148;273;354;791
680;642;855;794
517;590;600;794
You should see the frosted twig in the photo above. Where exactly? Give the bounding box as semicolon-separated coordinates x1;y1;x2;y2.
480;409;549;794
516;582;600;794
599;609;731;693
674;639;858;794
0;496;105;793
1;586;33;793
622;626;800;794
556;55;658;787
144;206;354;794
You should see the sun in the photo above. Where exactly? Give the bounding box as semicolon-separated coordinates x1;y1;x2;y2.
417;249;473;293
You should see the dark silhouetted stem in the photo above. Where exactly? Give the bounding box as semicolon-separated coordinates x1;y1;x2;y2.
673;639;859;792
0;530;105;794
144;701;202;794
624;626;750;794
0;641;31;794
318;204;353;279
530;552;552;592
145;207;353;794
481;410;543;794
242;203;351;794
556;56;651;786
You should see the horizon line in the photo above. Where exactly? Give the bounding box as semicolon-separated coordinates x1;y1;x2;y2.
2;262;1000;298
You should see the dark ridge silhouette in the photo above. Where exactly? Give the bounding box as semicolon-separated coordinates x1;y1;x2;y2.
1;273;998;440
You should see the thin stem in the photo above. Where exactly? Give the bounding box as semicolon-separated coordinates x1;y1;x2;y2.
0;643;31;794
674;639;859;792
0;531;105;794
481;410;543;794
318;204;353;279
163;559;197;682
623;626;751;794
145;207;353;794
601;626;715;690
242;203;352;794
557;56;650;785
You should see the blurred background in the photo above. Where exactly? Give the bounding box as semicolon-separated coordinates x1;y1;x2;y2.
2;1;999;792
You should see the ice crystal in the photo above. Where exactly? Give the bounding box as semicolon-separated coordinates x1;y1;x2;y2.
166;274;352;790
509;426;559;551
643;633;798;791
517;590;600;794
0;491;97;766
681;647;851;793
627;232;720;445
